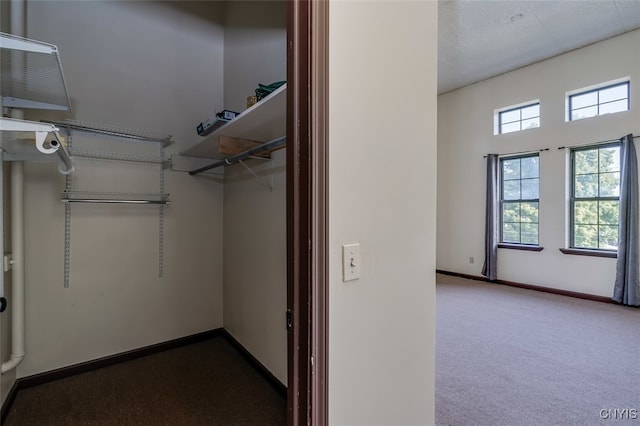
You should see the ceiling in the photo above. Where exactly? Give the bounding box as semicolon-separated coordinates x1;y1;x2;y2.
438;0;640;94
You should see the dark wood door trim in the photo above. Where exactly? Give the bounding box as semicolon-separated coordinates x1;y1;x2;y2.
309;1;328;425
287;0;328;424
287;1;311;424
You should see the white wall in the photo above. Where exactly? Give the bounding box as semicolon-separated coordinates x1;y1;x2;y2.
222;151;287;383
221;0;287;384
329;1;438;424
437;29;640;297
14;0;226;377
223;1;287;113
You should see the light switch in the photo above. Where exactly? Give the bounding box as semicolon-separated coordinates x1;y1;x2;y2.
342;243;361;282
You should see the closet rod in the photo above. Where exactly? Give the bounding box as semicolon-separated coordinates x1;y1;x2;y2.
61;199;169;205
189;135;286;175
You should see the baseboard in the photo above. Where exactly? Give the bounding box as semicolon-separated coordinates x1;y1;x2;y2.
17;328;225;390
0;327;286;423
436;269;613;304
0;379;19;425
220;329;287;398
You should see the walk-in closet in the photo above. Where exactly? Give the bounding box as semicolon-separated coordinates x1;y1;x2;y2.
1;1;288;422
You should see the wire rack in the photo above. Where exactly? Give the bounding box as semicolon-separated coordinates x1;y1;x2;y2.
0;32;71;111
51;120;174;147
70;149;165;164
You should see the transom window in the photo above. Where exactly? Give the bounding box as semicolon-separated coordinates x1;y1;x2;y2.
500;154;539;245
569;81;630;121
570;143;620;250
498;103;540;134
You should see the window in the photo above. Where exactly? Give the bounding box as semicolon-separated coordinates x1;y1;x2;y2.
498;103;540;134
500;154;539;245
569;81;629;121
570;144;620;250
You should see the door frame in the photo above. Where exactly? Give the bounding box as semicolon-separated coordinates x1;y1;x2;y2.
286;1;328;424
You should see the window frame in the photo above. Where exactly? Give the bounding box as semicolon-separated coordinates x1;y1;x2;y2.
499;153;540;247
569;142;621;252
497;102;540;135
568;81;630;122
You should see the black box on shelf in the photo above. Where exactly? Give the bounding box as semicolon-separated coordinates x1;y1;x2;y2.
196;110;239;136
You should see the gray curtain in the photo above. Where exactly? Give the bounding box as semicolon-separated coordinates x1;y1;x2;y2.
482;154;499;281
613;134;639;306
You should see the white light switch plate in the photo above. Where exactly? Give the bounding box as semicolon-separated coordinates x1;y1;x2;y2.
342;243;361;282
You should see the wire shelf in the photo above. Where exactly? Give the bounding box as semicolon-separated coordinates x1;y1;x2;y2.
0;32;71;111
51;120;174;146
70;149;164;164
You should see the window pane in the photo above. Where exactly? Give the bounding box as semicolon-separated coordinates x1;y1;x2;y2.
503;223;521;243
572;106;598;120
500;109;520;123
599;147;620;172
521;118;540;130
599;172;620;197
501;121;521;134
574;201;598;224
502;159;520;180
520;202;538;223
574;150;598;174
502;203;520;223
520;157;539;179
574;224;598;248
521;223;538;244
599;84;628;103
599;225;618;250
521;104;539;119
503;180;521;200
571;92;598;109
575;173;598;198
599;200;619;225
521;179;539;199
571;92;598;110
571;143;621;252
599;99;629;115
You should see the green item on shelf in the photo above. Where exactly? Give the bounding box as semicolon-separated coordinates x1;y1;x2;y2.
255;81;286;101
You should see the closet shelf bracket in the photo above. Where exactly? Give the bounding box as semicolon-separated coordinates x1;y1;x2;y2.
238;159;274;191
0;117;74;174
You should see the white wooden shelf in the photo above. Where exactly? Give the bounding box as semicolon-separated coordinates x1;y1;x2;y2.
181;83;286;159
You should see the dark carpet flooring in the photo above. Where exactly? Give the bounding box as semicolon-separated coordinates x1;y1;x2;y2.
4;337;286;426
436;273;640;426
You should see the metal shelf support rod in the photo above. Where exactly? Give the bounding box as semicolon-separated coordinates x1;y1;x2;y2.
189;136;286;175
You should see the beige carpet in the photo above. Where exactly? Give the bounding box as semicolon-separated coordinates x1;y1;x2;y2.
436;273;640;426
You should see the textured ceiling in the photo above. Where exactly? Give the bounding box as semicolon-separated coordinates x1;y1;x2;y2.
438;0;640;94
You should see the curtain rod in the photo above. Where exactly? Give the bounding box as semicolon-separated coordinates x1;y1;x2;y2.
483;148;549;158
557;134;639;150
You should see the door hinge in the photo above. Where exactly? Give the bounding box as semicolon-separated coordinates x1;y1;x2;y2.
286;309;293;331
